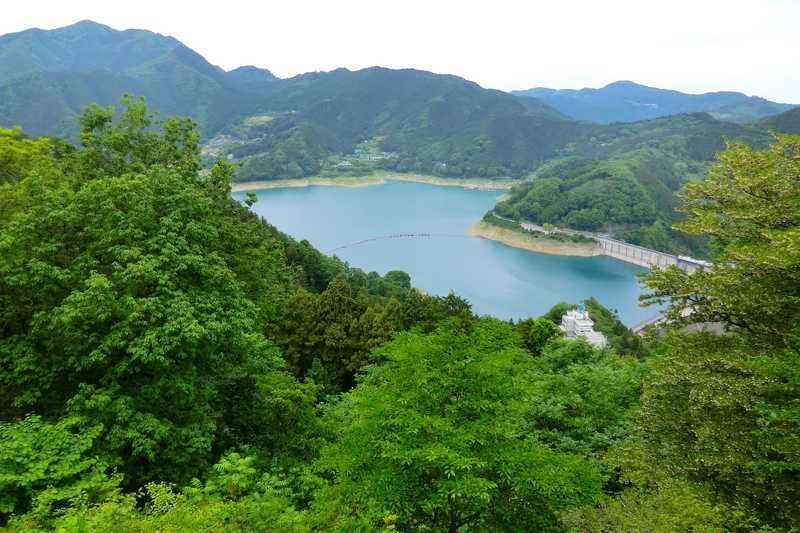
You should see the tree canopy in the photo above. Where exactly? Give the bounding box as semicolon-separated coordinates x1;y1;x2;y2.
314;318;603;531
623;133;800;529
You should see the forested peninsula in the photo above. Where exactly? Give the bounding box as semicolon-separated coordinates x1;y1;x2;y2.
1;94;798;531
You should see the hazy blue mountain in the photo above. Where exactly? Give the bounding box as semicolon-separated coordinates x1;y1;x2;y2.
227;65;278;86
0;20;182;82
512;80;795;124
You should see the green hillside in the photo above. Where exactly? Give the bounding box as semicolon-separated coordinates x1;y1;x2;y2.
225;66;582;180
0;21;277;138
492;113;773;255
758;107;800;134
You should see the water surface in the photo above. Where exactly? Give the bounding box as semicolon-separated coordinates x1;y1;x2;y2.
233;181;654;325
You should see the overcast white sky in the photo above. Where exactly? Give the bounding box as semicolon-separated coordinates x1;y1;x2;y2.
2;0;798;102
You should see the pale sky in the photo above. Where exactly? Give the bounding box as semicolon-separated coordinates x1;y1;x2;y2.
2;0;799;102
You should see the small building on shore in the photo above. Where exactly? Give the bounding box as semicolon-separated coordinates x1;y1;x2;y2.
560;304;607;348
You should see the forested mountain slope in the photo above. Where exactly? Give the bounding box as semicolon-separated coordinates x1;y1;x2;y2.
758;106;800;134
226;66;583;180
0;20;278;138
491;112;773;255
0;21;583;177
513;80;796;124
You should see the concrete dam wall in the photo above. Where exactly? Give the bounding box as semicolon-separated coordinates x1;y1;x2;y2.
594;236;707;272
512;217;708;272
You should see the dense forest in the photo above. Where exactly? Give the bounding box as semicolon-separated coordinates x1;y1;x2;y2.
492;152;706;255
758;107;800;134
490;111;779;255
0;21;280;139
1;96;798;531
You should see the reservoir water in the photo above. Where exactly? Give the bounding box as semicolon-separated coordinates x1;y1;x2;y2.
234;181;654;325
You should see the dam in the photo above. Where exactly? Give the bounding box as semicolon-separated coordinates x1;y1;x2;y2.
507;216;710;273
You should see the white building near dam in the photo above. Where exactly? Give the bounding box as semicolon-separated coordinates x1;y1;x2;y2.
560;305;607;348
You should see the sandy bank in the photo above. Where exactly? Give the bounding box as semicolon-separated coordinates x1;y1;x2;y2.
231;173;518;192
468;222;600;257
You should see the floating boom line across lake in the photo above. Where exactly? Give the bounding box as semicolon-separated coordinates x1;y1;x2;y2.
327;232;468;253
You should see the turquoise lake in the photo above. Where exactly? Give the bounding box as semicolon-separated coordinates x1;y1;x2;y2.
233;181;655;325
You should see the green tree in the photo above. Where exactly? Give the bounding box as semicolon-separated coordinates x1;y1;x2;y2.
0;128;57;186
78;94;200;182
524;338;643;456
514;317;563;356
313;319;602;531
384;270;411;290
636;135;800;528
8;458;310;532
0;416;119;524
642;134;800;348
0;128;65;224
0;98;309;489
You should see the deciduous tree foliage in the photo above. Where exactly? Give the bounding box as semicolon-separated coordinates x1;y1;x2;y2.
513;317;563;356
524;338;643;457
643;134;800;348
0;97;478;528
313;319;603;531
633;134;800;529
0;416;119;523
0;128;60;186
0;98;323;494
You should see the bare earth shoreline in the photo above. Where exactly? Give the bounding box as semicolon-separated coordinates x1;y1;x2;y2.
231;172;518;192
468;221;600;257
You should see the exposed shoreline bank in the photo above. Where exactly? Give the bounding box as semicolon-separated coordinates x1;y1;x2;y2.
468;221;600;257
231;173;519;192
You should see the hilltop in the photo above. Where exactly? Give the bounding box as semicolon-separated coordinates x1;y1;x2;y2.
219;66;582;180
0;20;278;137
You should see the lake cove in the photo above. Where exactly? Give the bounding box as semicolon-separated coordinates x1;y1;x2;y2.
233;181;654;325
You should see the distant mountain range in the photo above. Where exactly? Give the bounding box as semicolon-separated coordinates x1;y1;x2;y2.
512;80;796;124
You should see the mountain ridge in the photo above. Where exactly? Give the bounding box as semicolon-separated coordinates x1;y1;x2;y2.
512;80;796;124
0;20;279;137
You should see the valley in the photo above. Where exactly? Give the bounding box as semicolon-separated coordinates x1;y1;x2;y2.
2;20;797;261
1;12;799;532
